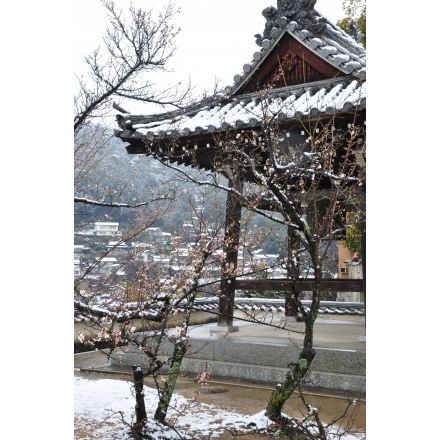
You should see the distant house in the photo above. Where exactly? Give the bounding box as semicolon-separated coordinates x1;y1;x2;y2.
161;232;173;241
251;249;268;263
181;223;196;243
152;256;170;267
74;257;81;279
145;227;163;238
93;257;119;276
145;227;172;244
131;241;149;251
268;267;288;279
105;240;130;258
141;249;154;263
170;247;190;265
94;222;121;236
74;242;93;280
105;241;128;249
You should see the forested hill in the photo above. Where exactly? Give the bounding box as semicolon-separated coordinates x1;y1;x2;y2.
74;125;221;232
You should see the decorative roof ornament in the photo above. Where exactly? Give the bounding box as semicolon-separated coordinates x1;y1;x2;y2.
349;21;358;40
255;0;327;46
349;20;365;43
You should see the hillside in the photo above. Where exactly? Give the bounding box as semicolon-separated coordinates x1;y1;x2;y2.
74;125;217;233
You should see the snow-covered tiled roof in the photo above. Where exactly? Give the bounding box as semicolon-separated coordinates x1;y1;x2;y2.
74;298;365;321
193;297;365;315
115;1;366;146
116;78;365;142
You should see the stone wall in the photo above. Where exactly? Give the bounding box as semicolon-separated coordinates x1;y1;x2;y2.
111;336;366;394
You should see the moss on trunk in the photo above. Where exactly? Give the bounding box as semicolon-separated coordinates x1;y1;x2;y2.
154;360;181;422
265;347;316;421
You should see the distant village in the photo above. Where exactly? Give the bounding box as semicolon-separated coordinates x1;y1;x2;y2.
74;221;363;303
74;221;283;298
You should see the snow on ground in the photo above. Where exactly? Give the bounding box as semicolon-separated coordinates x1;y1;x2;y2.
74;374;366;439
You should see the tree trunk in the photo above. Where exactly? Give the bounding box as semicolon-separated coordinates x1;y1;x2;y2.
131;365;147;426
285;225;301;319
154;360;182;423
266;241;320;422
154;293;197;422
153;241;213;423
265;346;315;421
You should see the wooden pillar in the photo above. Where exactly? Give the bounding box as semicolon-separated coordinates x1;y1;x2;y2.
359;198;366;335
361;215;366;322
218;177;243;328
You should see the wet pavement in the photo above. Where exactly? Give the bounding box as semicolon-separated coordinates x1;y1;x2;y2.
185;313;366;352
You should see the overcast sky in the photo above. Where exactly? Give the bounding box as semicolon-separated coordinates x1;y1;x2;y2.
75;0;346;112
